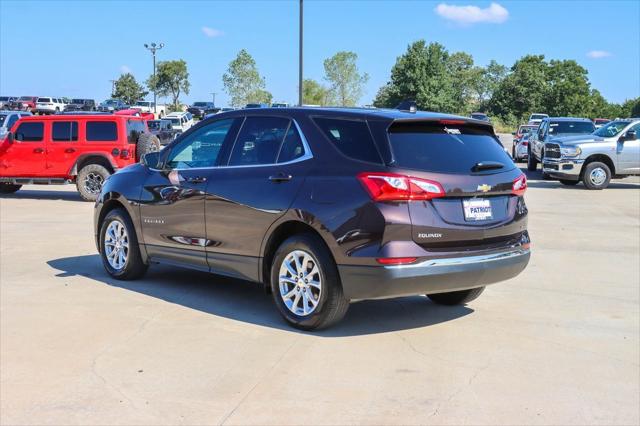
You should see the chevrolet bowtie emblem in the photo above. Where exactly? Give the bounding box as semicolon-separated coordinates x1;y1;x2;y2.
477;184;492;192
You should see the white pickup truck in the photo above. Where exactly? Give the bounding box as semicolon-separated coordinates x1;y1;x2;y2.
133;101;167;119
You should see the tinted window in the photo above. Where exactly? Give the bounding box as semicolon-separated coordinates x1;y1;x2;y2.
387;122;514;174
147;120;160;130
86;121;117;141
38;97;51;103
548;121;595;136
530;114;547;120
52;121;78;141
15;122;44;142
314;118;381;164
6;115;20;129
0;116;5;126
278;125;305;163
127;119;146;143
229;117;290;166
166;119;235;169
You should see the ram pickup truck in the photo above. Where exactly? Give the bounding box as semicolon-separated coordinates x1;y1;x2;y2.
542;119;640;190
528;117;595;173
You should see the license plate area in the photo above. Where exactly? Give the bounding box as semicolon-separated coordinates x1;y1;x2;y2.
463;198;493;221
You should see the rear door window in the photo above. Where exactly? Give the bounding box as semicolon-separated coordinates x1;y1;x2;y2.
52;121;78;141
277;125;306;163
387;122;514;174
313;117;382;164
228;116;290;166
15;122;44;142
86;121;117;142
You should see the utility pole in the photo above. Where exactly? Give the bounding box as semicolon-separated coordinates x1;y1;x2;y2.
109;80;116;97
144;42;164;114
298;0;303;106
210;92;217;106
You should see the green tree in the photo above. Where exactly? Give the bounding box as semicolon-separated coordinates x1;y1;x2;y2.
476;60;507;104
222;49;272;107
323;51;369;106
302;79;329;105
113;73;148;105
544;59;591;116
146;60;190;109
621;97;640;118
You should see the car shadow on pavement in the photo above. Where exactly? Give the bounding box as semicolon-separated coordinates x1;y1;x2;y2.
47;254;473;337
0;189;83;201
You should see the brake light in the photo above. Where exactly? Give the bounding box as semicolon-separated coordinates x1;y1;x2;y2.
376;257;417;265
357;173;445;202
439;119;466;125
512;174;527;196
120;149;130;159
522;141;528;146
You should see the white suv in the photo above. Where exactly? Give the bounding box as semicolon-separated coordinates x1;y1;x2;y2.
35;97;65;115
164;111;194;132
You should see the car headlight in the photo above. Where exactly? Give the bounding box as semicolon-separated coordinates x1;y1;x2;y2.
560;146;581;157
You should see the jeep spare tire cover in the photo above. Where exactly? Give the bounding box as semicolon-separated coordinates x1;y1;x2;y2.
136;133;160;162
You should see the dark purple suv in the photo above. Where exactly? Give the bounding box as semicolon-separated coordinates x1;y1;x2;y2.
94;107;530;330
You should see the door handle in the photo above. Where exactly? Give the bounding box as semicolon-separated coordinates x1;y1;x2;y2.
186;176;207;183
65;148;76;153
33;147;44;154
269;173;292;183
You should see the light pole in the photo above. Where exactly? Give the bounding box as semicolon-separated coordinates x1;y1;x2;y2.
298;0;303;106
210;92;217;106
144;42;164;114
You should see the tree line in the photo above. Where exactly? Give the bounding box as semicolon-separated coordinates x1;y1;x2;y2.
112;41;639;123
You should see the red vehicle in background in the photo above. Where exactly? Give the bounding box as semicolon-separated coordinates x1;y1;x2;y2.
114;108;155;120
0;114;160;201
593;118;611;129
8;96;38;112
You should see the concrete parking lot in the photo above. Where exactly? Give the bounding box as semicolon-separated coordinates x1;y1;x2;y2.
1;137;639;425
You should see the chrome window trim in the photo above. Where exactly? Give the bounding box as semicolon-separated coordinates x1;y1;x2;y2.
168;118;313;171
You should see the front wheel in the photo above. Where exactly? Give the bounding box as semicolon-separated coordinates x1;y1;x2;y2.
99;208;148;280
270;233;349;330
583;162;611;190
428;287;485;305
76;164;110;201
0;183;22;194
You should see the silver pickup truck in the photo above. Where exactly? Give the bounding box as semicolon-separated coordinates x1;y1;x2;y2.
543;119;640;189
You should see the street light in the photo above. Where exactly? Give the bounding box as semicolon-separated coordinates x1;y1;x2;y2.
144;42;164;114
210;92;217;105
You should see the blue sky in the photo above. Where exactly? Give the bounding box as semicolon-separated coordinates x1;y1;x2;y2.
1;0;638;107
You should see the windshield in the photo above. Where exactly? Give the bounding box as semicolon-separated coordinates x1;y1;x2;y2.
193;102;207;107
519;126;536;134
102;100;117;105
18;97;33;101
136;101;150;106
548;121;595;136
71;99;84;103
388;122;514;174
530;114;547;120
168;118;180;125
471;113;487;119
147;121;160;130
593;121;632;137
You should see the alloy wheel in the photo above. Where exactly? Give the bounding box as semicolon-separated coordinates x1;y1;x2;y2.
104;220;129;270
278;250;322;316
84;172;104;194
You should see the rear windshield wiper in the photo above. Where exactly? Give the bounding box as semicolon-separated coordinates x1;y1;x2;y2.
471;161;505;172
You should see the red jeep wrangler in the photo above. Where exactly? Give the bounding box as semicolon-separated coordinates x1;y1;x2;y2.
0;114;160;201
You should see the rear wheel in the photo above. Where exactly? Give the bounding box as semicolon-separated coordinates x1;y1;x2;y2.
99;208;147;280
136;133;161;162
583;162;611;190
560;179;579;186
527;148;538;171
428;287;485;306
76;164;110;201
270;233;349;330
0;183;21;194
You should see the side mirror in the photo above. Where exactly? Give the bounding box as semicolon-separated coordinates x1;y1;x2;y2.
142;151;161;169
622;129;637;142
6;132;13;144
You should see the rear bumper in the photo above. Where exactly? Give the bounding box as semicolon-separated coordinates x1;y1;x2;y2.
338;247;530;300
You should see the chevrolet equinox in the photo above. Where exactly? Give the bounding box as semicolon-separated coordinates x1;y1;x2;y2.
94;107;531;330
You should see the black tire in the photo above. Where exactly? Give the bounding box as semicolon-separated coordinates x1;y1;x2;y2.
582;161;611;190
428;287;485;306
0;183;21;194
99;208;148;280
270;233;349;330
136;133;161;162
560;179;579;186
527;148;538;171
511;146;516;161
76;164;111;202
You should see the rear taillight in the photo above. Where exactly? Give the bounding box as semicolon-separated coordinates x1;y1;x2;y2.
522;141;528;146
120;149;130;159
357;173;445;202
512;174;527;196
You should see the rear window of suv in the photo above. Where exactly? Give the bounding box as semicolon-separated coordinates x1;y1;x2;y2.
86;121;117;141
387;121;514;174
313;117;382;164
